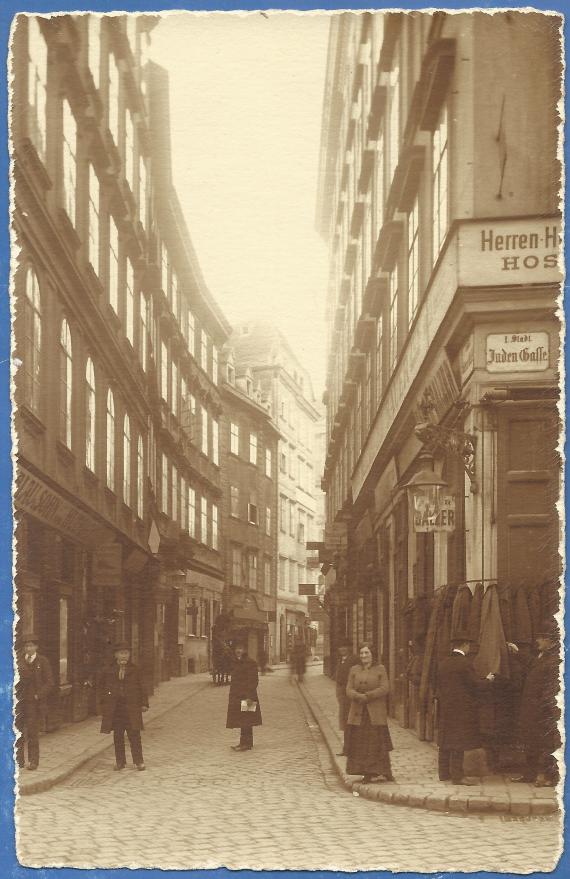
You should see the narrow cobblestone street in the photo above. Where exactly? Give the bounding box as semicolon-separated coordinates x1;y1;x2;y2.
16;668;561;872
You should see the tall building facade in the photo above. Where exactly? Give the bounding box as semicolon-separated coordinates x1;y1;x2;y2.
317;12;562;737
11;13;230;726
219;354;279;663
231;323;325;662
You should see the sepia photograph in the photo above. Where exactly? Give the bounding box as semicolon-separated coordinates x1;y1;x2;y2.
8;5;565;874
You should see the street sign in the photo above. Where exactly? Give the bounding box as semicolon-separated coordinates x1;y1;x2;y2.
298;583;317;596
412;492;456;533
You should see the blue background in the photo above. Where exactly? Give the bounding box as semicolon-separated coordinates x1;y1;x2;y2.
0;1;567;877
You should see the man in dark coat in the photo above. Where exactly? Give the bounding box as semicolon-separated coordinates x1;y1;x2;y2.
100;641;149;770
15;633;54;770
437;634;495;785
512;622;561;786
335;639;359;756
226;641;262;751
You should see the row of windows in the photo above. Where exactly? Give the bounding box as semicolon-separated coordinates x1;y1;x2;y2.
161;453;219;550
279;444;314;493
229;486;272;535
278;556;313;594
230;546;272;595
229;422;273;476
279;495;313;544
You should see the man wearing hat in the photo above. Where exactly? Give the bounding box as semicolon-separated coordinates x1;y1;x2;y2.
436;634;495;785
100;641;149;771
226;639;262;751
512;620;561;786
15;633;54;770
335;638;359;756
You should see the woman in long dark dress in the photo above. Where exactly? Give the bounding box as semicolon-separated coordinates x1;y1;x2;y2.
346;643;394;783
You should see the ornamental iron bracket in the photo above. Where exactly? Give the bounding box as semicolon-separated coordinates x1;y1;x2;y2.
414;420;477;485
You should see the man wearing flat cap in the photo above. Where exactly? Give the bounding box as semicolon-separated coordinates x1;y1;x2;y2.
436;633;495;785
15;633;54;770
100;641;149;771
512;620;561;787
335;638;359;756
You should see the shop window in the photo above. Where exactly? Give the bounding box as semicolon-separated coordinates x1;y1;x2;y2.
59;319;73;448
27;17;47;161
85;358;96;471
23;266;41;414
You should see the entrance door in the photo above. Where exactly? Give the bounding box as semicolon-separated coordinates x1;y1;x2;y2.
497;405;560;589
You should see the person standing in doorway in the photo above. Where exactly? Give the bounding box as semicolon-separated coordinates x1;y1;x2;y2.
226;640;262;751
335;639;359;757
100;641;149;771
437;634;495;785
15;633;54;771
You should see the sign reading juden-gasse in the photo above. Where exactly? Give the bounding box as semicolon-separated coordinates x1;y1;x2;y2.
458;218;562;287
486;332;550;372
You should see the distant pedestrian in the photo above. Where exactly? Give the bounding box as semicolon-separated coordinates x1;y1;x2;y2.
512;621;561;787
226;641;262;751
436;634;495;785
15;633;54;771
335;639;359;756
346;643;394;784
290;638;307;683
100;641;149;771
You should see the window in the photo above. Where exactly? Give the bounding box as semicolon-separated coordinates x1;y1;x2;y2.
109;216;119;313
87;15;101;90
161;241;168;295
289;501;295;537
62;100;77;225
106;389;115;489
88;165;100;277
125;109;135;193
230;485;239;518
432;104;449;265
126;259;135;345
171;361;178;417
201;406;208;456
171;464;178;522
200;496;208;544
108;53;119;145
180;476;187;531
376;315;384;406
23;266;41;413
188;486;196;538
161;454;168;515
27;17;47;160
279;556;287;591
85;358;96;471
139;156;147;228
407;195;419;327
248;552;258;590
161;340;168;401
212;418;219;465
265;506;271;536
247;503;258;525
227;361;235;385
59;319;72;447
187;311;195;356
171;269;178;320
232;546;241;586
298;513;305;545
212;504;218;550
389;265;399;374
137;436;144;519
249;433;257;465
374;133;384;240
388;55;400;185
280;451;286;474
289;560;296;593
201;329;208;372
265;447;272;478
280;495;287;532
212;346;218;384
230;422;239;455
123;414;131;506
59;596;69;685
139;293;148;369
264;558;271;595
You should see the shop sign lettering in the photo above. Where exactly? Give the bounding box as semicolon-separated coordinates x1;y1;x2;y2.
486;332;549;372
413;493;456;533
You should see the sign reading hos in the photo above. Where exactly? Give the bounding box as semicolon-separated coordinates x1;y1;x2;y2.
486;332;549;372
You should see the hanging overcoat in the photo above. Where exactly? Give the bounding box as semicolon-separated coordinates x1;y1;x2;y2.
517;647;561;755
437;651;491;750
335;653;359;730
346;663;390;726
226;655;262;729
100;662;149;734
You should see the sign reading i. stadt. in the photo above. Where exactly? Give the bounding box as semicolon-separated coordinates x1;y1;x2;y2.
486;332;550;372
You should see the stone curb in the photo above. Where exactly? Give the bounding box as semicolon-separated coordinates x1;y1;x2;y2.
17;679;211;796
297;681;559;817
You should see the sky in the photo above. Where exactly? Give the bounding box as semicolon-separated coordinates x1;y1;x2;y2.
150;11;331;396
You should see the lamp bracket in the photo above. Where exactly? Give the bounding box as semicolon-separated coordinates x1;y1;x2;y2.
414;422;477;483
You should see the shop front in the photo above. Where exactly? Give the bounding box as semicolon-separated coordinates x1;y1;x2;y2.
177;569;225;674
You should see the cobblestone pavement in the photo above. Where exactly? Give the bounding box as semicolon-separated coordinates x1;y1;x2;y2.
16;667;562;872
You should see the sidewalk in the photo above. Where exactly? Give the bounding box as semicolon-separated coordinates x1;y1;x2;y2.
17;672;211;796
299;670;559;817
